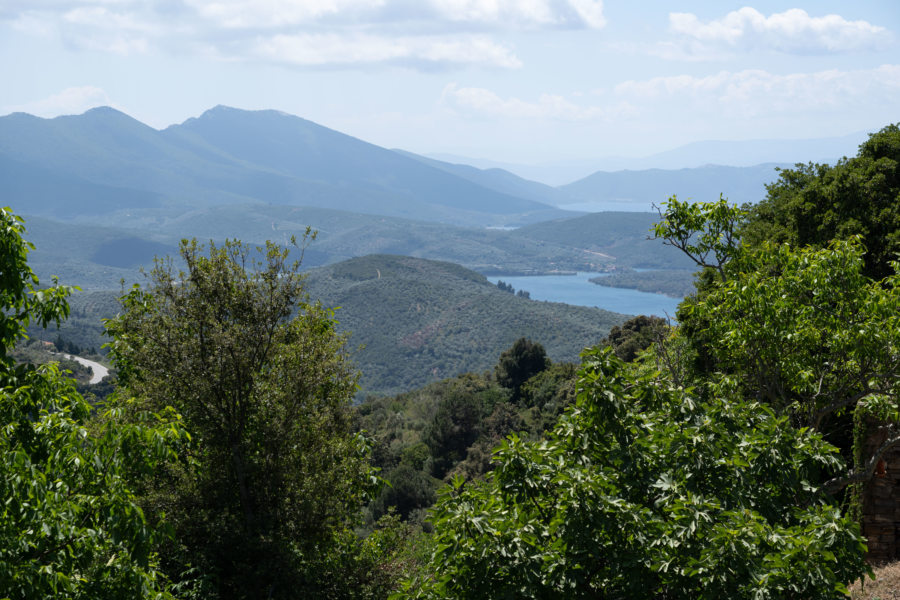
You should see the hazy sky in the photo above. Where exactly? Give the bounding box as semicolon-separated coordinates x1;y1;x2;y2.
2;1;898;163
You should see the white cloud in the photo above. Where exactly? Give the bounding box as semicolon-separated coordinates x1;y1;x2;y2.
440;64;900;127
185;0;384;29
613;65;900;117
1;0;604;68
667;7;890;56
429;0;604;29
253;33;521;68
567;0;605;29
2;86;114;118
186;0;607;30
441;83;631;120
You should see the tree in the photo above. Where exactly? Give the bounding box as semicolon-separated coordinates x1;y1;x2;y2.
654;197;900;494
743;123;900;280
405;349;869;599
424;389;486;479
602;314;669;363
105;237;373;599
0;208;187;599
494;337;550;402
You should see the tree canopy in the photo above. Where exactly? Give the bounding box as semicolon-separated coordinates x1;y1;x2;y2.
495;337;550;401
0;208;187;599
743;123;900;280
406;349;868;599
105;237;374;599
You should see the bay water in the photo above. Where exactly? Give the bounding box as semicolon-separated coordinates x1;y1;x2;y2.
487;272;682;319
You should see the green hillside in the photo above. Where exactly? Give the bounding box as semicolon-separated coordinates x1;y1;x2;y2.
304;255;628;395
21;205;633;290
511;211;695;269
30;254;628;396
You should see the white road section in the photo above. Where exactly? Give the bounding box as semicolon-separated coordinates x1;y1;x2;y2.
62;353;110;384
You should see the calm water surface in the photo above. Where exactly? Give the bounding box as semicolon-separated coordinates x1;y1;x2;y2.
487;273;682;319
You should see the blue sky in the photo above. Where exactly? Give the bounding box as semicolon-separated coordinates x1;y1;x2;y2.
1;1;898;163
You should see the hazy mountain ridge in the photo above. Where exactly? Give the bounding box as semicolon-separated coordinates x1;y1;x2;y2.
0;106;570;228
558;163;788;210
425;130;867;185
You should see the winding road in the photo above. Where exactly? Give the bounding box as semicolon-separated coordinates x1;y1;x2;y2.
61;353;110;384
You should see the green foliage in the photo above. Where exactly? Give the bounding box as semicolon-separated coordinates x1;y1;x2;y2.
494;337;550;401
652;194;747;281
406;349;869;599
425;388;492;478
299;512;433;600
305;254;624;395
105;237;374;599
371;465;438;521
744;123;900;280
601;314;670;363
0;208;186;599
518;362;577;412
590;268;696;298
689;239;900;429
356;360;579;525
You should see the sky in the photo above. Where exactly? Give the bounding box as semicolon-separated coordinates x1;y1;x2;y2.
1;1;898;164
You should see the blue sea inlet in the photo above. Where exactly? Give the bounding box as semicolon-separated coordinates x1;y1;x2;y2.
487;272;682;319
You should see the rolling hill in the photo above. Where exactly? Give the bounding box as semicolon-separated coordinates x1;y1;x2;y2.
510;212;695;270
303;255;628;395
25;205;689;290
35;254;628;397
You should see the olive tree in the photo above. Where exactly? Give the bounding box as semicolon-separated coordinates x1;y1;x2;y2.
105;237;374;599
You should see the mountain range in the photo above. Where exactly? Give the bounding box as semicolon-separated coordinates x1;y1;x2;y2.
0;106;566;228
1;105;824;232
427;130;868;185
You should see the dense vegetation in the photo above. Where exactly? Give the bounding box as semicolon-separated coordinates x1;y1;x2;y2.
22;202;695;291
590;269;696;298
5;123;899;598
303;254;626;395
104;236;380;599
0;208;188;598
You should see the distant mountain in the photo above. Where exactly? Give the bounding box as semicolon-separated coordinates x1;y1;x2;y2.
423;153;604;187
635;132;867;171
558;163;786;211
394;150;574;206
0;106;571;227
426;131;867;186
303;254;627;395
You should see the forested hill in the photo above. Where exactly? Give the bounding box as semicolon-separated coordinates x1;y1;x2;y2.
512;211;696;269
37;253;627;397
303;255;627;395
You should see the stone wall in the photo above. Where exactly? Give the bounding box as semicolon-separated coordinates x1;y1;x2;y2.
861;422;900;563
